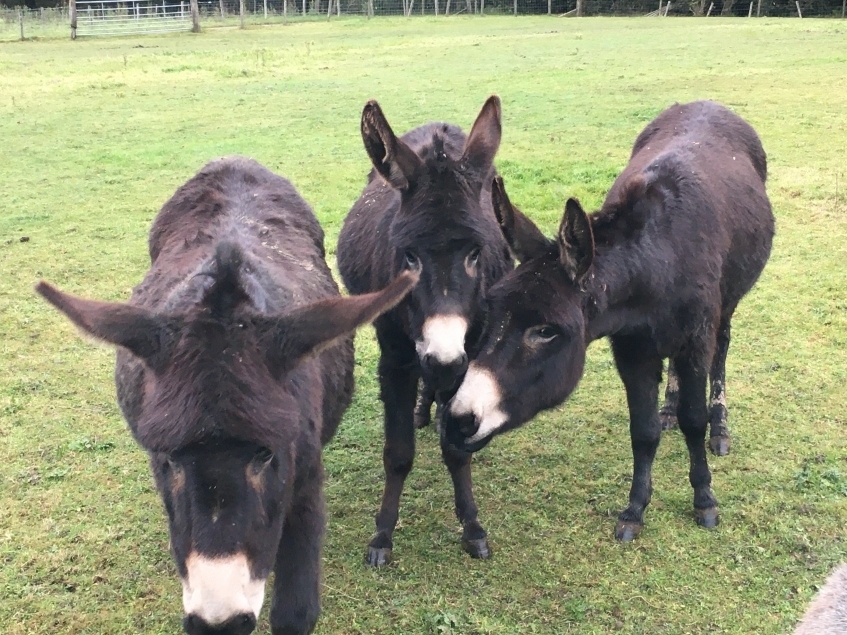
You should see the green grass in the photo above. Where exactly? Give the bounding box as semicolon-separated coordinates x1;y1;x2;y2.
2;16;847;635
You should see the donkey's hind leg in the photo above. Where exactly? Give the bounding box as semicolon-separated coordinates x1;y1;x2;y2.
660;359;679;431
708;318;732;456
414;380;435;429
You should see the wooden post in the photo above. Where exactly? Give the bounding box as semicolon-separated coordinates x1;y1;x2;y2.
220;0;225;18
69;0;77;39
757;0;762;15
283;0;287;21
480;0;483;14
337;0;340;15
842;0;845;18
658;0;662;14
263;0;267;18
368;0;373;16
302;0;306;16
327;0;332;18
18;8;24;40
434;0;438;15
240;0;245;26
445;0;450;14
513;0;516;15
706;1;713;15
547;0;551;14
795;0;801;16
747;1;752;15
576;0;583;16
664;1;670;14
190;0;200;30
408;0;415;14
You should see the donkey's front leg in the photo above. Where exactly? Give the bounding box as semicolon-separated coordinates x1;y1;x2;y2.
675;353;720;528
414;380;436;430
366;339;419;567
271;471;325;635
440;437;490;559
611;336;663;542
660;359;679;430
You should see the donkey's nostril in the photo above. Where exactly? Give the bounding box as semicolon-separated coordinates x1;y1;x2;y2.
455;413;479;438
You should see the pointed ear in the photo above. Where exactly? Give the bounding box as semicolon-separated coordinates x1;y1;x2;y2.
461;95;502;175
35;282;177;370
558;198;595;284
491;176;551;263
261;271;418;377
361;100;422;191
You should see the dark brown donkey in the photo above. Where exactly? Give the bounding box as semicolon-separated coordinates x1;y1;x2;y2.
442;101;775;541
337;97;513;566
37;157;416;635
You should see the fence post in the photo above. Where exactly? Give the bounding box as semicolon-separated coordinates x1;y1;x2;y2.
576;0;583;16
69;0;77;39
795;0;801;16
190;0;200;30
337;0;340;15
434;0;438;15
219;0;225;18
513;0;516;16
747;1;752;15
18;8;24;40
706;1;713;15
842;0;845;18
664;1;670;14
263;0;267;18
240;0;245;26
326;0;332;18
480;0;483;14
445;0;450;14
757;0;762;15
302;0;306;15
547;0;551;14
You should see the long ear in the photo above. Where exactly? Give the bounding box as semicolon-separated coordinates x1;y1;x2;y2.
361;100;422;191
261;271;419;377
461;95;502;175
558;199;595;284
35;282;177;370
491;176;551;263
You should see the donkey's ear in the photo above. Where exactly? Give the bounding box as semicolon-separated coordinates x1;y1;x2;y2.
261;271;418;378
558;199;595;284
461;95;502;175
491;176;550;263
361;100;422;191
35;282;177;370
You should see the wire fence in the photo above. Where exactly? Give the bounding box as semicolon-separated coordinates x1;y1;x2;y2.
1;0;844;42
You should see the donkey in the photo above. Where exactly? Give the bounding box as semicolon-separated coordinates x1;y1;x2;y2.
36;156;416;635
336;96;513;566
442;101;775;541
794;564;847;635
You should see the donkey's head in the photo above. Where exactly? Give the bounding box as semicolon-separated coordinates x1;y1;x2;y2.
361;96;506;393
36;249;416;635
442;177;595;453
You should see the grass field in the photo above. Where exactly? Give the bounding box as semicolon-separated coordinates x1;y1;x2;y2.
2;16;847;635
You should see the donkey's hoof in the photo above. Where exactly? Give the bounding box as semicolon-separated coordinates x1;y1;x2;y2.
365;546;392;567
660;412;678;431
614;521;643;542
462;537;491;559
695;507;720;529
414;411;431;430
709;435;731;456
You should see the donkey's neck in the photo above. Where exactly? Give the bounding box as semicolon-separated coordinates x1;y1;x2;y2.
582;243;652;343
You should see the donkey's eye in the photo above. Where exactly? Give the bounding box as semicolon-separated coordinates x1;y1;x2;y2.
404;251;420;270
525;324;560;346
467;248;481;264
254;447;274;465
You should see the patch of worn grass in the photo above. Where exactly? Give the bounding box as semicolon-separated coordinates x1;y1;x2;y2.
2;16;847;635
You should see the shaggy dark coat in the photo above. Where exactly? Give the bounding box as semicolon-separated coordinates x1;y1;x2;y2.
37;156;415;635
443;101;775;541
337;97;513;565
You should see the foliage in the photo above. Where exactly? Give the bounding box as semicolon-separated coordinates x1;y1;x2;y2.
2;16;847;635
